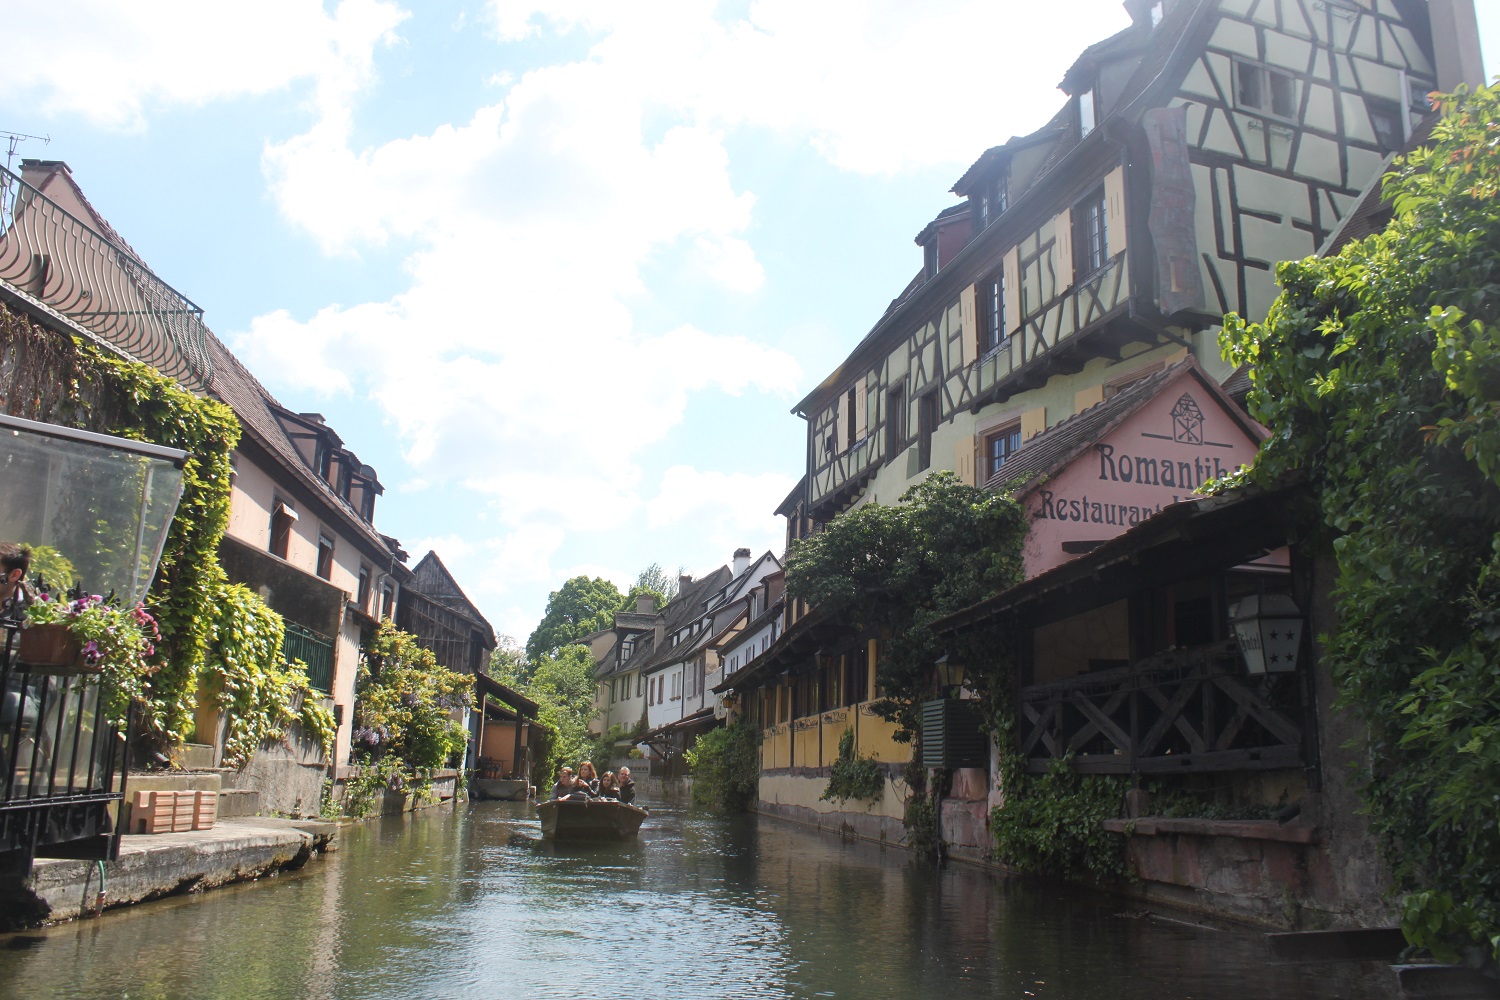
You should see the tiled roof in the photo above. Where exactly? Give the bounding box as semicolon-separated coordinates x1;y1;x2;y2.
206;334;391;556
635;567;732;675
981;358;1258;495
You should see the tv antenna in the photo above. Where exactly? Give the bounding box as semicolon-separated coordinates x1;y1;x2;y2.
1;131;50;175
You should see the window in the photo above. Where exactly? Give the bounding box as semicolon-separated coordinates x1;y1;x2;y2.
357;564;372;611
917;392;940;472
1079;87;1098;138
983;424;1022;482
1366;96;1404;152
1235;59;1297;119
380;583;394;620
977;271;1005;355
637;673;645;698
978;173;1008;230
886;384;907;460
316;533;335;581
923;240;938;278
269;500;296;560
1104;361;1165;399
1073;186;1108;277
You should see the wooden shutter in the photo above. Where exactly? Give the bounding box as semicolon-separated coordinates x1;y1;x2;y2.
854;375;868;440
954;437;976;486
959;283;978;366
1054;208;1074;291
1105;166;1127;259
1003;247;1021;334
838;394;851;451
1022;406;1047;441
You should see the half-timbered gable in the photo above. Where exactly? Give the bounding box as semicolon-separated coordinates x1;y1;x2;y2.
793;0;1459;525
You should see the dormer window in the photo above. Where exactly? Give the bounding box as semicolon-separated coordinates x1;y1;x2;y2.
1079;87;1099;139
978;173;1008;230
923;240;938;278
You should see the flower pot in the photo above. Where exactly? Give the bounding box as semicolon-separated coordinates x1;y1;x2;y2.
17;622;100;675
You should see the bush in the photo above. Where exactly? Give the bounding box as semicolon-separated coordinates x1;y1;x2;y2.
821;730;885;804
991;757;1129;882
684;724;759;812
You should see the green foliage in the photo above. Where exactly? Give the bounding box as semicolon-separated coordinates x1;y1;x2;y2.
486;635;527;685
784;472;1028;739
590;723;638;770
901;760;941;859
821;729;885;804
1218;84;1500;966
525;575;624;663
522;644;600;787
620;562;677;613
199;581;335;767
991;757;1130;882
24;593;160;729
684;723;760;812
352;622;473;775
27;546;76;590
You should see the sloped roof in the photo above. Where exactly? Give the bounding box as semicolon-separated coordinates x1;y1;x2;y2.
981;358;1261;494
635;567;732;675
205;334;392;558
409;550;496;646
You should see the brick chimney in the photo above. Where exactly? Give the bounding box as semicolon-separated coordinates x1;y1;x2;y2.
636;593;655;614
679;573;693;591
733;547;751;576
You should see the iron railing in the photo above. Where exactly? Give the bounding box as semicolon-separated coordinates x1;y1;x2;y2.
284;621;335;694
0;163;212;390
0;622;130;863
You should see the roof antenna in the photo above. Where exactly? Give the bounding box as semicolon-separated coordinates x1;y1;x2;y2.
1;130;50;175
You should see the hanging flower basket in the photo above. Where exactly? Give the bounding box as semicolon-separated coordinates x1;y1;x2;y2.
17;621;100;675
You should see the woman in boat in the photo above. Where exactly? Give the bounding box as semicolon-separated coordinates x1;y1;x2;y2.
599;772;619;799
577;760;601;796
615;765;636;805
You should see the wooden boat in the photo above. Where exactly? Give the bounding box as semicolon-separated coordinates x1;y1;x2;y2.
474;777;530;801
536;798;648;841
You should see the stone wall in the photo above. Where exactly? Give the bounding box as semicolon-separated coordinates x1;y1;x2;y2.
756;772;906;846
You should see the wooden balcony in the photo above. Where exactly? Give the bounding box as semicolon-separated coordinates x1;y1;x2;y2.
1019;640;1308;775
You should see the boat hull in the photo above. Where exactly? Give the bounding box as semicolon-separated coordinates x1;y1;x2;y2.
536;799;648;841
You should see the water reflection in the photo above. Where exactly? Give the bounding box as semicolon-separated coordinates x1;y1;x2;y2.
0;800;1394;999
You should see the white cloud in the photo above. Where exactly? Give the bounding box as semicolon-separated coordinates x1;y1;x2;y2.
2;0;407;130
647;465;795;560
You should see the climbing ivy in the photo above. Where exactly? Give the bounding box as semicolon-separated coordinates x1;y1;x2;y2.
199;580;336;767
1219;84;1500;968
821;729;885;804
0;307;239;749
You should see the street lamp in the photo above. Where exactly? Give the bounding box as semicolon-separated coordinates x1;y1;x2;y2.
1229;594;1304;675
934;653;966;699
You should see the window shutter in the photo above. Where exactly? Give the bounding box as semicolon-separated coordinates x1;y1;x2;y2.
838;395;850;451
953;437;975;486
1054;208;1074;291
1022;406;1047;441
1105;166;1127;259
1003;247;1021;334
959;283;978;366
854;375;868;439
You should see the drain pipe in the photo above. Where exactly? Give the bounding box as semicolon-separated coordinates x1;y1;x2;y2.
92;859;106;916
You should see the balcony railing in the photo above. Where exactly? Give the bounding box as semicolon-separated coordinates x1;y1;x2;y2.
0;164;212;390
1019;640;1308;775
284;621;335;694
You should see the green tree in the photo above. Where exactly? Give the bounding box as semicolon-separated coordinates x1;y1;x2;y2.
353;622;473;772
784;472;1029;739
525;575;624;661
486;634;527;685
523;644;600;785
1219;83;1500;968
620;562;677;612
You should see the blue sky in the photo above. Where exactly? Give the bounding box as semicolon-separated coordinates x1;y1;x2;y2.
4;1;1497;644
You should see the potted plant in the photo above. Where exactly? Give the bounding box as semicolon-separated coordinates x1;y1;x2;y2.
21;590;160;727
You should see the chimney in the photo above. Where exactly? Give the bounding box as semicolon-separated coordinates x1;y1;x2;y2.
679;573;693;591
636;593;655;615
1429;0;1485;93
733;547;751;576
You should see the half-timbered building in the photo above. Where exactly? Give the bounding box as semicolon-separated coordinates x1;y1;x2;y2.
722;0;1482;849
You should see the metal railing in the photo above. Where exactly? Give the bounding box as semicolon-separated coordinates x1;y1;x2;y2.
0;164;212;390
284;621;335;694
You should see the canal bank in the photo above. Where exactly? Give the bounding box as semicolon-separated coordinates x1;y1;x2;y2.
0;799;1405;1000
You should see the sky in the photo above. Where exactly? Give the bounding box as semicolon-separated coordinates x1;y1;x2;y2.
3;2;1497;646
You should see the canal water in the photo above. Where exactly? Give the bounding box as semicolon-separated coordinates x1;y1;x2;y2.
0;800;1393;1000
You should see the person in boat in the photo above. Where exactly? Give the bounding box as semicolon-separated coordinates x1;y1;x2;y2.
576;760;601;796
551;766;578;801
615;765;636;805
599;772;619;799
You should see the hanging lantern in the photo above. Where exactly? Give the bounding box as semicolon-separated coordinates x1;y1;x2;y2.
1230;594;1304;674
